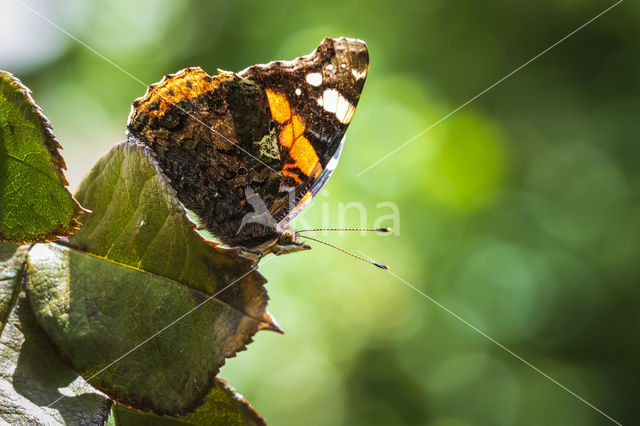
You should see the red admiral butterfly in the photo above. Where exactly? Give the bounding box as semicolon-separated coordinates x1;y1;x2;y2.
127;37;387;267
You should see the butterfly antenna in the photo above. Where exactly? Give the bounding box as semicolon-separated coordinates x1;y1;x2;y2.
296;234;389;270
296;227;392;233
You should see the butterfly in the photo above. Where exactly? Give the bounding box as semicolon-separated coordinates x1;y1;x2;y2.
127;37;369;258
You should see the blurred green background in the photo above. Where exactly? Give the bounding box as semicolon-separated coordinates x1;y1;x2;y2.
2;0;638;424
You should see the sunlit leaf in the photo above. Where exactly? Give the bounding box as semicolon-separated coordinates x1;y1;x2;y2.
70;142;277;325
0;71;83;244
0;290;111;425
110;378;266;425
26;142;277;416
2;242;109;425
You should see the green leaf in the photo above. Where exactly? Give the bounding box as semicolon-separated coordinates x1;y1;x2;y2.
1;243;109;424
0;291;111;424
26;142;277;416
0;71;83;244
70;142;277;326
110;378;266;425
26;243;267;416
0;242;28;334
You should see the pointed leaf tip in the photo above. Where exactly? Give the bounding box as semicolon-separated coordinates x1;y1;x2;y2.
0;71;83;244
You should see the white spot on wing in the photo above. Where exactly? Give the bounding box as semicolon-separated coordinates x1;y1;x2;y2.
306;72;322;86
352;69;367;80
336;95;351;123
295;88;302;96
326;64;334;71
321;89;339;113
319;89;355;124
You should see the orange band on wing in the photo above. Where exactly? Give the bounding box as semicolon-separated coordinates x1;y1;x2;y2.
265;89;291;123
267;89;321;182
133;68;234;120
285;136;320;179
280;123;294;148
292;115;305;139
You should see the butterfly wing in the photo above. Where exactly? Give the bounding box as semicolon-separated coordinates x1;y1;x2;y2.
238;37;369;226
127;38;368;248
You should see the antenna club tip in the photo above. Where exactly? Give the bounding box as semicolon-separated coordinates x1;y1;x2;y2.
378;227;392;233
375;263;390;270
